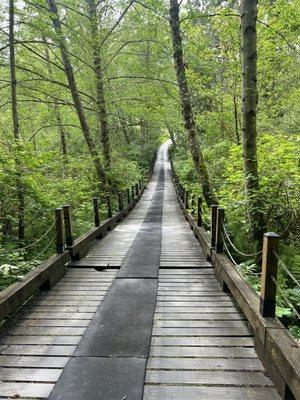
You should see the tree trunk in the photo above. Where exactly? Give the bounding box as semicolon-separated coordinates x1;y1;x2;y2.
118;112;130;145
9;0;25;242
169;0;218;207
44;44;68;164
47;0;107;187
85;0;111;170
233;92;240;144
54;103;68;160
240;0;264;242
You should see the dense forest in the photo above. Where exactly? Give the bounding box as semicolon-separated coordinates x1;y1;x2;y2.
0;0;299;338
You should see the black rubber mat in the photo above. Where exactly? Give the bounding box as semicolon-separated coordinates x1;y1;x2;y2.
74;278;158;357
117;168;164;278
48;357;146;400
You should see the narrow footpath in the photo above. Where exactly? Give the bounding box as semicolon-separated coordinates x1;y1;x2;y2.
0;143;280;400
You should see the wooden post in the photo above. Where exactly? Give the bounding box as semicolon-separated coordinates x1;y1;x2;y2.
107;195;112;218
131;185;135;199
215;207;225;253
260;232;280;317
191;195;195;215
197;197;203;227
93;198;100;227
55;208;64;253
135;183;139;196
127;188;130;204
185;191;189;209
182;187;186;203
210;205;218;248
118;193;123;212
63;205;73;247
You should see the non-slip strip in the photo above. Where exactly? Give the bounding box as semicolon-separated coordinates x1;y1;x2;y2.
48;154;165;400
48;357;146;400
117;167;164;279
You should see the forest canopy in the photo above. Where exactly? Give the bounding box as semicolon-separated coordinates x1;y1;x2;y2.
0;0;299;336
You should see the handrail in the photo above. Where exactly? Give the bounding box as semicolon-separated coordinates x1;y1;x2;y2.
0;168;151;322
169;154;300;400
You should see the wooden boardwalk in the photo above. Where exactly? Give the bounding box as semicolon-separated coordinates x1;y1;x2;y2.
0;143;281;399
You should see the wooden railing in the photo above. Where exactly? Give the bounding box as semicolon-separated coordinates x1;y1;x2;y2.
0;178;148;322
169;158;300;400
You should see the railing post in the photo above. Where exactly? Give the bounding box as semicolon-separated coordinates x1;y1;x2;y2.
135;183;139;196
93;198;100;227
185;191;189;209
63;205;73;247
55;208;64;253
260;232;280;318
191;195;195;215
197;197;203;227
215;208;225;253
127;188;130;204
210;205;218;248
131;185;135;200
107;195;112;218
118;193;123;212
182;187;186;203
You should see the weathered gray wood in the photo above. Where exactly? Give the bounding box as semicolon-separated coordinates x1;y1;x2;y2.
0;367;62;382
0;355;69;368
1;335;81;345
147;357;264;371
144;386;281;400
0;382;54;398
0;345;76;356
145;370;273;386
149;346;257;358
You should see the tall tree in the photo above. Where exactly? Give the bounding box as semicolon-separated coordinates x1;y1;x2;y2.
9;0;25;241
47;0;107;187
85;0;111;170
240;0;264;242
169;0;218;207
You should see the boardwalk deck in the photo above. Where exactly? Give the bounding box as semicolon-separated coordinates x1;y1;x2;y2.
0;143;281;399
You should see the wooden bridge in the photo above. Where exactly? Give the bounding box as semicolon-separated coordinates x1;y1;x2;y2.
0;143;299;400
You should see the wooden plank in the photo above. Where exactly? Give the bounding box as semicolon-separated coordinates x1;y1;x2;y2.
155;301;236;307
143;386;281;400
154;320;248;328
147;357;264;371
149;346;257;358
0;345;76;356
10;326;85;336
22;311;94;320
151;336;254;346
152;327;252;336
1;335;81;345
145;370;273;386
0;367;62;382
154;313;245;320
16;319;90;327
155;307;238;313
0;355;69;368
0;382;54;398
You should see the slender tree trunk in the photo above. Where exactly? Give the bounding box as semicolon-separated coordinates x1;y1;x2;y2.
167;126;176;148
9;0;25;242
233;92;240;144
85;0;111;170
47;0;106;187
44;44;68;163
240;0;264;242
54;103;68;160
118;112;130;145
169;0;218;207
